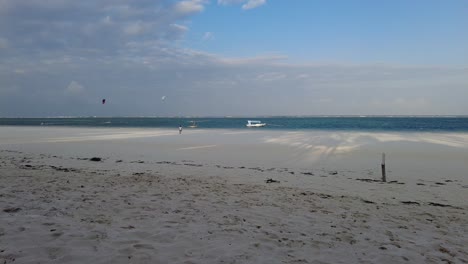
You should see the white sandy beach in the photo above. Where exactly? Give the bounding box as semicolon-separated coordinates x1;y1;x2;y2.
1;126;467;263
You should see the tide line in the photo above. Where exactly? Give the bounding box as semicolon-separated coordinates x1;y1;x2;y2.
178;145;217;150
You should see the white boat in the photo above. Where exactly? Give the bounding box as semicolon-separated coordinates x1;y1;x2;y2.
188;121;197;128
246;120;266;127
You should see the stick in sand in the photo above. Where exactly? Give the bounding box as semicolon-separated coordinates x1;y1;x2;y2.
381;152;386;182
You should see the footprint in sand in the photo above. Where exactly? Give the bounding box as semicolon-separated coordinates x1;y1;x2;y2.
47;247;64;260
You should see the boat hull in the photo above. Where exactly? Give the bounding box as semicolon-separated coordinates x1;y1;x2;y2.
246;124;266;127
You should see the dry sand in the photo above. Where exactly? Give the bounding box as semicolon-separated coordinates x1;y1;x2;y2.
0;126;467;263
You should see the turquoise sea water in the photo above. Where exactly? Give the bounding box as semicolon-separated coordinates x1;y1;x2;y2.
1;117;468;132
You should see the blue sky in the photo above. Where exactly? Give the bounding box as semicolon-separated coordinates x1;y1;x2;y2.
0;0;467;117
187;0;467;64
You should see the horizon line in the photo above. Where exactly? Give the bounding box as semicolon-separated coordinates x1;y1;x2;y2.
1;115;468;119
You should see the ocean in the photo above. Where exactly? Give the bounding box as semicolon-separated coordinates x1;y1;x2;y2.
1;117;468;132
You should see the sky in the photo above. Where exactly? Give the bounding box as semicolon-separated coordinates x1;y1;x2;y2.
0;0;467;117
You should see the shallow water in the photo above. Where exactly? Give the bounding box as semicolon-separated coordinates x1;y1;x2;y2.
2;116;468;132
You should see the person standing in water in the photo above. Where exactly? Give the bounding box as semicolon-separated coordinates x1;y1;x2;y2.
179;125;182;134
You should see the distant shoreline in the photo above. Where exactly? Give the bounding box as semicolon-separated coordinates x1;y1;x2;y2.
1;115;468;118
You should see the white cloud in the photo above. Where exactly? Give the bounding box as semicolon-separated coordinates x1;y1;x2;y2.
295;73;310;79
174;0;206;15
166;23;189;40
203;32;213;40
65;81;85;95
1;54;467;116
218;0;267;10
0;0;209;58
220;54;288;65
242;0;266;10
101;16;112;25
256;72;287;81
123;21;147;35
171;23;189;32
218;0;244;5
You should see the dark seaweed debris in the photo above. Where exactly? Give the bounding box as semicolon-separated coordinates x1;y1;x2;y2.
3;207;21;213
265;178;280;183
401;201;420;205
428;202;460;209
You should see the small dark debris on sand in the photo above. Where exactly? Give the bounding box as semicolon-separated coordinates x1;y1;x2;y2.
356;178;404;184
387;181;405;185
428;202;460;209
299;192;332;199
121;225;135;229
184;163;203;167
401;201;420;205
301;172;314;176
356;178;381;183
265;178;280;183
3;207;21;213
89;157;102;162
435;182;446;185
49;165;76;172
20;164;38;170
156;161;177;165
416;183;426;186
329;171;338;175
361;199;375;204
439;246;452;255
116;160;123;163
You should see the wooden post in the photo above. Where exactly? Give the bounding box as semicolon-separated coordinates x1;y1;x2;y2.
381;152;386;182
